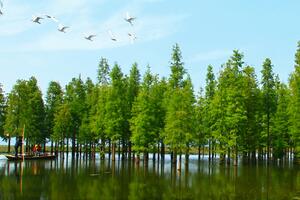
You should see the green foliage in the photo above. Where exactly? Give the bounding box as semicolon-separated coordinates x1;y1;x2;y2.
4;77;45;144
65;76;86;139
288;41;300;159
97;57;110;85
45;81;63;141
130;67;165;154
240;66;261;154
164;45;196;153
53;103;72;142
2;42;300;162
273;83;290;158
261;58;277;156
169;43;186;89
105;63;127;142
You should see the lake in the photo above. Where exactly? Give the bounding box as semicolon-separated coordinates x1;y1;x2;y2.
0;154;299;200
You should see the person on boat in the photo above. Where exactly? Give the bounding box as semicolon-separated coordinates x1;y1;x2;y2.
37;144;42;155
32;144;37;155
14;136;22;157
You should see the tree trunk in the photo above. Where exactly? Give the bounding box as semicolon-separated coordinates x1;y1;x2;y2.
198;145;200;161
157;142;160;162
72;129;76;155
209;139;211;162
112;142;116;161
233;146;238;166
227;148;231;165
161;141;165;160
122;139;126;160
108;139;111;155
7;136;11;153
66;138;69;154
128;141;132;159
51;141;53;154
43;141;46;153
185;145;189;167
178;152;182;171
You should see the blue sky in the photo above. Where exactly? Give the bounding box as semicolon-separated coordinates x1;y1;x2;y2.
0;0;300;95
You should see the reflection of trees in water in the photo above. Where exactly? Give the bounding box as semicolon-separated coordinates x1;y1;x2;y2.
0;158;298;199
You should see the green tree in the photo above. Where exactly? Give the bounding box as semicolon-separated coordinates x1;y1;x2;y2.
45;81;63;151
5;78;45;147
273;83;290;159
195;88;206;159
65;76;86;154
105;63;127;161
288;41;300;162
126;63;140;156
241;66;260;160
169;43;186;89
130;67;156;158
97;57;110;85
212;50;247;165
4;80;28;139
26;77;45;145
261;58;277;160
204;65;216;161
164;44;196;165
53;103;72;152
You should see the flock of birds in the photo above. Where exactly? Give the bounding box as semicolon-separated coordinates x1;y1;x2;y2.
0;1;138;43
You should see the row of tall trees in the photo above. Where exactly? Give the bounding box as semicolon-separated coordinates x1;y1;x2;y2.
1;43;300;164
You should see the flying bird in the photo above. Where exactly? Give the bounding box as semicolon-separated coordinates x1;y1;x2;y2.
45;14;59;23
58;24;69;33
124;12;136;26
0;0;3;15
32;16;44;24
128;32;137;43
84;34;96;41
108;30;117;41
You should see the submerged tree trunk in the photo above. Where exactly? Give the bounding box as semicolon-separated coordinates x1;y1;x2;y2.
112;142;116;161
72;129;76;156
233;146;238;166
43;140;46;153
66;138;69;154
227;148;231;165
108;139;111;155
128;141;132;159
178;152;182;172
198;144;201;161
208;139;211;162
161;141;165;160
51;141;53;154
185;144;189;167
7;136;11;153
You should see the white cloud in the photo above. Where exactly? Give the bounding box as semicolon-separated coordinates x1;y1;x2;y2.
0;0;187;52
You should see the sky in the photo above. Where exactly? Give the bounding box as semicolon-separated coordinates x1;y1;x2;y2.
0;0;300;95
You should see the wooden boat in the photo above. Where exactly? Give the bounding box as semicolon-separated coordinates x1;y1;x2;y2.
5;154;56;161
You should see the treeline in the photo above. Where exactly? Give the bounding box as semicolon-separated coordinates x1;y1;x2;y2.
0;43;300;165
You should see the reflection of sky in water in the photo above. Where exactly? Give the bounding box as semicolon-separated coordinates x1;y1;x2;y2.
0;153;298;200
0;153;296;177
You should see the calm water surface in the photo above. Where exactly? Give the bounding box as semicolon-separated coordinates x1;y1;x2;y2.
0;154;299;200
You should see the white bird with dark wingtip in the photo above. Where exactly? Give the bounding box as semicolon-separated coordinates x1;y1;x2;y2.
108;30;117;41
45;14;59;23
58;24;69;33
84;34;96;41
128;32;137;43
32;16;44;24
124;12;136;26
0;0;3;16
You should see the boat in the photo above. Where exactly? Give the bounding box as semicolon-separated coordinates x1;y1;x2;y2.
5;154;56;161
